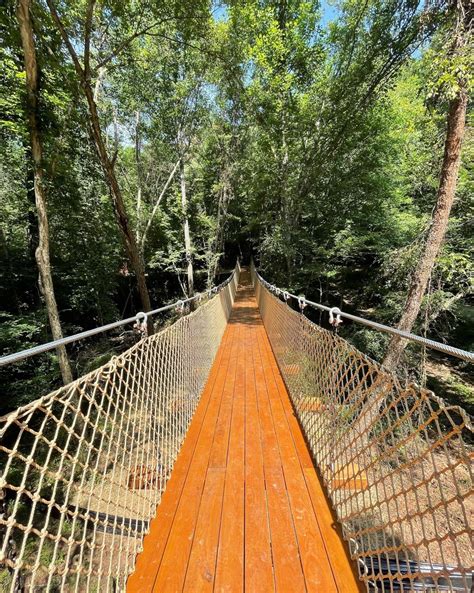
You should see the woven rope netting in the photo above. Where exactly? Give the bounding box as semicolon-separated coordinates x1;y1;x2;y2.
0;267;239;593
254;272;473;593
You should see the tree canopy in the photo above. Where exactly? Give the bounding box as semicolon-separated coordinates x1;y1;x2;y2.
1;0;472;411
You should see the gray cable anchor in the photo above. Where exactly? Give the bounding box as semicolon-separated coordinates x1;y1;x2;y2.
134;312;148;338
298;296;307;311
283;291;290;303
329;307;342;328
176;300;185;314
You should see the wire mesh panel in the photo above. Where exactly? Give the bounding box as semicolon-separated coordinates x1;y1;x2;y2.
0;266;239;593
253;270;473;593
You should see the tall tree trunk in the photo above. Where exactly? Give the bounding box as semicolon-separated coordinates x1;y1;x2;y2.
46;0;151;316
93;65;105;102
140;160;179;253
208;184;226;288
24;146;39;266
383;82;468;371
83;82;152;314
17;0;73;384
180;158;194;298
84;83;151;315
208;169;231;288
135;111;142;245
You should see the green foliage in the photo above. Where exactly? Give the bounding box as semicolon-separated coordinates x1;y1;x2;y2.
428;371;474;417
0;568;13;590
0;0;472;411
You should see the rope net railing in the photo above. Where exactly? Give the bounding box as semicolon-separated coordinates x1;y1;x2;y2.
252;267;473;593
0;263;240;593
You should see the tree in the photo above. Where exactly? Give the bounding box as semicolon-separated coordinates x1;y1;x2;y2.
45;0;152;315
179;154;194;297
16;0;72;384
2;0;473;409
383;0;472;370
110;19;212;296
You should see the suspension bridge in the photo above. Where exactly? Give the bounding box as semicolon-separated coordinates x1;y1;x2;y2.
0;263;472;592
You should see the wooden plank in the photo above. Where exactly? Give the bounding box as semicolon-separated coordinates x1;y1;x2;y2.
253;331;281;469
129;279;362;593
331;462;368;490
257;319;361;592
151;325;240;592
182;468;226;593
255;326;338;593
208;325;240;468
244;325;275;593
282;364;301;376
273;339;363;590
214;324;246;593
265;466;307;593
298;397;324;412
127;326;234;592
304;469;363;593
253;327;307;592
259;330;315;469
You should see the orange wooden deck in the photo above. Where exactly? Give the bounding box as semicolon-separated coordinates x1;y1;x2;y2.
127;277;361;593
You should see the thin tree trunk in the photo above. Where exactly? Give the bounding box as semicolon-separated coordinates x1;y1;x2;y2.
136;185;142;243
208;171;231;288
140;160;179;252
84;82;152;314
112;107;119;163
209;184;226;288
46;0;151;316
180;158;194;298
17;0;73;384
24;145;39;266
135;111;142;245
93;65;105;102
383;90;468;371
383;0;471;372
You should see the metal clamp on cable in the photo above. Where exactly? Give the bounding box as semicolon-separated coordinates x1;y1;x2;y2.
134;312;148;338
329;307;342;328
298;296;307;311
176;300;185;314
283;291;290;302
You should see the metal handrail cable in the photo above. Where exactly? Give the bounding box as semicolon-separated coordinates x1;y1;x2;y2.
0;268;237;367
254;269;474;363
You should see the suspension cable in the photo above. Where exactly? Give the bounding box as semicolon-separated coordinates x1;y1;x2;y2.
255;270;474;363
0;270;236;368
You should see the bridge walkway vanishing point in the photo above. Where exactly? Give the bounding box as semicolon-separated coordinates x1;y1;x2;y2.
127;272;362;592
2;263;471;593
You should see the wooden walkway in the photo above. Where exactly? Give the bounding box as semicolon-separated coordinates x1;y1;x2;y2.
127;276;361;593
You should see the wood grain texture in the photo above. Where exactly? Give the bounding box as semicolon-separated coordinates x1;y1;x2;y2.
127;273;361;593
